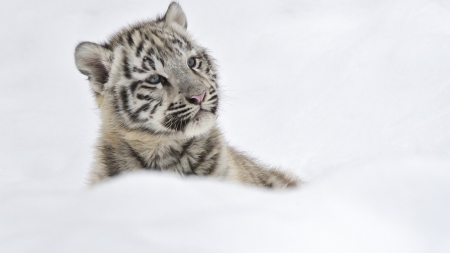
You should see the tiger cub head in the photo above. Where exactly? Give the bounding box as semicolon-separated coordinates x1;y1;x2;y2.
74;2;219;137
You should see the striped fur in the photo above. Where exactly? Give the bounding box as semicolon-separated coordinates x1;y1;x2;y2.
75;2;298;188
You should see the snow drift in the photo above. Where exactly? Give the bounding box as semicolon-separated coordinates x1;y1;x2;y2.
1;0;450;252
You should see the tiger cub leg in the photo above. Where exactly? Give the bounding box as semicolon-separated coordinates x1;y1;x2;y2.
226;146;299;188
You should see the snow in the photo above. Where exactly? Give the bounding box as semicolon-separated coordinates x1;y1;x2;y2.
1;0;450;252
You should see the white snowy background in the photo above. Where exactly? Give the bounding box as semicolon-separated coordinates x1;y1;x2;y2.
1;0;450;252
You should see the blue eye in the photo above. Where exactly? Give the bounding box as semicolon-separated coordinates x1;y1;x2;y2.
146;75;161;84
187;58;196;68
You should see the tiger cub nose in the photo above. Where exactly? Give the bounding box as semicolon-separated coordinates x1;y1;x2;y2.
187;90;206;105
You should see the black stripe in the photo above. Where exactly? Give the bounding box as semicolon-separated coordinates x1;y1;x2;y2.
148;57;156;70
178;34;192;50
152;29;163;37
187;156;195;172
101;144;121;177
136;126;156;133
136;40;144;57
191;137;216;172
202;53;210;62
270;170;287;187
120;87;130;112
192;68;203;78
210;105;217;114
136;94;153;101
182;137;194;150
157;56;165;67
198;61;202;69
148;153;161;169
125;143;147;168
112;86;121;114
168;104;186;111
164;159;181;171
164;42;174;53
127;31;134;46
260;172;274;188
209;95;218;101
135;103;150;114
179;138;194;158
149;37;156;47
141;61;150;71
206;153;220;175
156;46;167;59
169;107;190;115
119;37;126;46
140;85;156;90
168;146;182;161
130;80;142;94
133;67;145;73
172;38;183;48
121;88;147;122
174;48;182;56
123;55;131;79
148;47;155;56
149;102;159;115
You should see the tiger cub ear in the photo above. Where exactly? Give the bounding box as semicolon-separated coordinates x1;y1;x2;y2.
74;42;112;95
164;2;187;30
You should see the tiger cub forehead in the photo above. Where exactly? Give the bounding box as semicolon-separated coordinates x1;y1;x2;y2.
106;20;208;62
109;24;197;54
105;23;217;83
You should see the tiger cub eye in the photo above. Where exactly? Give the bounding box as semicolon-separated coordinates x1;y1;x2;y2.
187;57;196;68
146;75;161;84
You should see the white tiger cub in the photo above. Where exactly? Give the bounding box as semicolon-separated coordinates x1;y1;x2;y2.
74;2;299;188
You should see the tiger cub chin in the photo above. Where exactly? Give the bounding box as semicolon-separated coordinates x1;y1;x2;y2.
74;2;299;188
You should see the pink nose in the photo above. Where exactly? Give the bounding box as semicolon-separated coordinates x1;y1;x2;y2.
188;91;206;105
